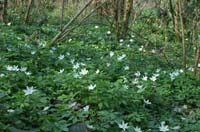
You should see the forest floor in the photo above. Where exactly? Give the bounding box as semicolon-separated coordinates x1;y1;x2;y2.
0;23;200;132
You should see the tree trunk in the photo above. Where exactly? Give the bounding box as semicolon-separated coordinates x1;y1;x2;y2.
193;41;200;76
0;0;8;22
60;0;65;31
24;0;34;24
112;0;120;41
178;0;186;73
121;0;133;39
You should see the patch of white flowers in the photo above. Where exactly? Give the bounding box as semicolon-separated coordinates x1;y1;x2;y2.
169;70;181;80
6;65;31;76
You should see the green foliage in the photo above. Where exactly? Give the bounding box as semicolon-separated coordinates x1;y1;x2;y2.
0;17;200;132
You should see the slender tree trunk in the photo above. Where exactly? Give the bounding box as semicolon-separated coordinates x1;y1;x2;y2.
121;0;133;39
60;0;65;31
24;0;34;24
193;41;200;76
0;0;8;22
169;0;176;32
112;0;120;41
178;0;186;72
174;0;179;39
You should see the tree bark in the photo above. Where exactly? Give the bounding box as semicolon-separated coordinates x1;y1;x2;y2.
60;0;65;31
24;0;34;24
178;0;186;73
121;0;133;39
0;0;8;22
193;41;200;76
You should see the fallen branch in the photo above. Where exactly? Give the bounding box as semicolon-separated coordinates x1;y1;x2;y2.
57;1;107;42
49;0;94;46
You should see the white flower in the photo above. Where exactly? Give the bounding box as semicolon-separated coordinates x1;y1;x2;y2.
171;126;180;130
129;39;133;42
151;49;156;53
23;86;36;96
87;124;94;129
118;54;126;61
20;67;27;72
7;22;11;26
68;38;72;42
137;85;145;93
70;59;75;64
51;47;56;51
153;73;160;77
134;126;142;132
25;72;31;76
6;65;19;71
123;85;129;89
139;46;144;51
179;69;183;73
31;51;36;55
0;73;5;77
169;70;180;80
66;52;70;56
109;51;114;57
96;69;100;74
58;69;64;73
150;76;157;81
119;39;124;43
83;105;89;112
95;25;99;29
68;102;77;108
132;78;139;84
137;85;143;89
80;63;86;66
188;67;194;71
106;63;111;67
73;63;80;70
7;109;15;113
159;122;169;132
156;69;161;73
142;76;148;81
124;66;129;71
144;99;152;105
88;84;96;90
73;73;80;78
107;31;111;35
58;54;65;60
79;68;88;76
198;63;200;67
134;71;141;77
118;121;129;131
43;106;50;111
131;35;135;38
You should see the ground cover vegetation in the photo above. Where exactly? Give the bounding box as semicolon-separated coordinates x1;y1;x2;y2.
0;0;200;132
